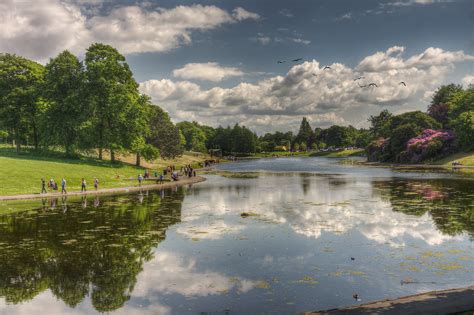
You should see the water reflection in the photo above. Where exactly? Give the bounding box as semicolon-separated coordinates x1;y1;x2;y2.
0;189;184;312
0;159;473;314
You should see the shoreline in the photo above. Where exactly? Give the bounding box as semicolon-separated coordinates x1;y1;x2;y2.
303;285;474;314
0;176;206;201
362;161;474;169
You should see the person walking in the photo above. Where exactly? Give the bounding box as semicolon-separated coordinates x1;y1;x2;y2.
138;174;143;187
159;173;164;184
41;178;47;194
81;178;87;192
94;178;99;191
61;178;67;194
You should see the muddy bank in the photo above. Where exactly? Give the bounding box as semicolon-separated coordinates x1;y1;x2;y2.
304;285;474;315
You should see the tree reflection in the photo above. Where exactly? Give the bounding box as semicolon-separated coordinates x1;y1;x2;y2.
374;179;474;237
0;189;184;312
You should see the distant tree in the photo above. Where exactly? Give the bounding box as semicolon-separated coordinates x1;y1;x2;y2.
295;117;314;148
147;105;183;159
325;125;353;147
293;143;300;151
368;109;392;137
449;86;474;119
42;50;85;156
430;84;463;106
428;84;464;127
176;121;207;152
0;54;44;152
453;111;474;151
300;142;307;151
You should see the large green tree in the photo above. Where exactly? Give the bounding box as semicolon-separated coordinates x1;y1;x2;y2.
84;43;144;162
0;54;44;152
42;50;85;155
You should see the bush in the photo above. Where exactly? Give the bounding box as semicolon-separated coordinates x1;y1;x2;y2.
403;129;455;163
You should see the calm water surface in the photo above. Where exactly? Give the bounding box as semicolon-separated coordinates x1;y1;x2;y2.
0;157;473;314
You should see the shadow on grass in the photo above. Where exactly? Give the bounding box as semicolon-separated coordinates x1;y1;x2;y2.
0;146;142;170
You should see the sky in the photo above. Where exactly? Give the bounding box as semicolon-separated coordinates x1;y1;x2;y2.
1;0;473;134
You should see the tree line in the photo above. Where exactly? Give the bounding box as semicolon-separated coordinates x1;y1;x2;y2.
1;44;472;162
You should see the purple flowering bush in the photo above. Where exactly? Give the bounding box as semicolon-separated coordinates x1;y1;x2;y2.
403;129;455;163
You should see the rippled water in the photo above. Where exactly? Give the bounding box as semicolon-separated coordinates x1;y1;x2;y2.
0;157;473;314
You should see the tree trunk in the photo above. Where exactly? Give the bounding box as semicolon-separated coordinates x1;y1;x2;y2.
110;150;115;163
32;123;39;150
136;153;141;167
14;128;20;153
98;148;102;160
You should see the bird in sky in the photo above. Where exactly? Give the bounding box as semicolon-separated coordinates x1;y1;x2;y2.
323;66;332;70
368;83;378;87
312;73;317;76
354;76;365;81
358;82;367;88
399;81;407;86
277;60;286;64
292;58;303;62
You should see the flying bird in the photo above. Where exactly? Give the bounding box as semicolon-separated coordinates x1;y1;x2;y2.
292;58;303;62
358;82;367;88
277;60;286;64
354;76;365;81
368;83;378;87
312;73;317;76
323;66;332;70
399;81;407;86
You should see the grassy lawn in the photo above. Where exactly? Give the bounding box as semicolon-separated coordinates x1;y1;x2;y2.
0;145;213;196
433;151;474;166
309;149;366;158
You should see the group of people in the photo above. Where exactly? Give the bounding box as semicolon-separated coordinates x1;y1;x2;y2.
41;177;99;194
182;165;196;178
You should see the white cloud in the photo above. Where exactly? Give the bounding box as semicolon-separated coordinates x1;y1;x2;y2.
173;62;244;82
461;75;474;87
132;251;256;297
386;0;453;6
140;46;473;133
232;7;260;21
279;9;294;18
0;1;259;62
291;38;311;45
257;36;271;45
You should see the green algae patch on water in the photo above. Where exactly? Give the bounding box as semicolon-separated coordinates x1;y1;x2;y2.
294;276;319;285
255;280;271;289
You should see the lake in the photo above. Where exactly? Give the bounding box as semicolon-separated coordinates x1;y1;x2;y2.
0;157;473;314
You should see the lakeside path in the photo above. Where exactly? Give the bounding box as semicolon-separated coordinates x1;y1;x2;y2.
304;285;474;315
0;176;206;201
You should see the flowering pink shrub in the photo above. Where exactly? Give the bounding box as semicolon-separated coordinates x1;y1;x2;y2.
404;129;455;163
407;129;454;148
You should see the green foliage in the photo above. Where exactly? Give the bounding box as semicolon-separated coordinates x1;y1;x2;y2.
431;84;463;106
84;43;145;161
294;117;314;148
453;111;474;151
0;53;45;152
176;121;208;152
147;105;183;159
368;109;392;137
42;50;85;155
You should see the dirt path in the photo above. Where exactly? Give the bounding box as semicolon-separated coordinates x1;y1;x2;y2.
304;285;474;315
0;176;206;201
